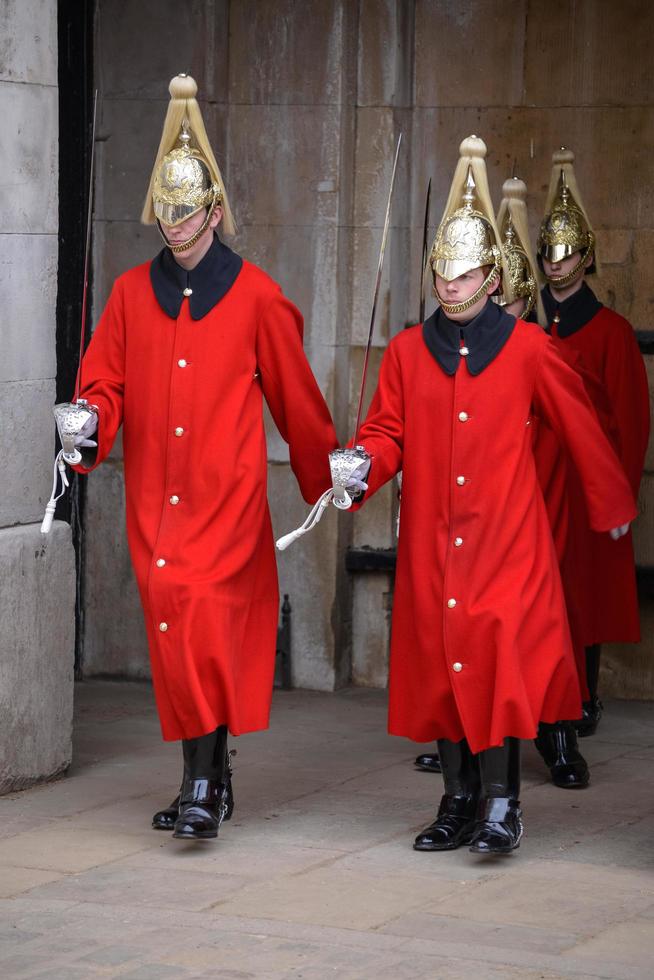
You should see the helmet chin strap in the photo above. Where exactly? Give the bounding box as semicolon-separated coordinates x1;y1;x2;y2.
544;244;593;288
156;196;217;254
435;264;500;315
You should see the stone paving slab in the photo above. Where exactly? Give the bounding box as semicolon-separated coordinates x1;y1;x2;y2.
0;681;652;979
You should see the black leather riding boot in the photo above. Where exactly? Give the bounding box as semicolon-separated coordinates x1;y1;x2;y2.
414;738;480;851
152;745;235;831
535;720;590;788
172;726;230;840
575;644;603;737
469;738;523;854
414;748;442;774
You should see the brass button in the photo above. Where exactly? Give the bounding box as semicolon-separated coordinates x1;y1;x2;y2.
178;359;187;368
454;537;463;547
174;427;184;437
553;314;561;324
169;495;180;505
156;558;166;568
447;598;457;609
458;411;469;423
456;476;465;486
183;287;193;297
159;622;168;632
453;662;463;672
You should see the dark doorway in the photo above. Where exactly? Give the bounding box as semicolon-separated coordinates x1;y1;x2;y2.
57;0;96;676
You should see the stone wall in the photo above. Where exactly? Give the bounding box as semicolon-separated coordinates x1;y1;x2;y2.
87;0;653;697
0;0;75;793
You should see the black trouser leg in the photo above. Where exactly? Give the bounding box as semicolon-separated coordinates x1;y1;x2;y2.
573;644;603;737
477;737;520;799
413;738;480;851
173;726;229;841
469;738;523;854
585;644;602;700
439;738;481;798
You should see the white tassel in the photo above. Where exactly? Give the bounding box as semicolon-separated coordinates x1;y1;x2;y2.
41;451;69;534
276;489;334;551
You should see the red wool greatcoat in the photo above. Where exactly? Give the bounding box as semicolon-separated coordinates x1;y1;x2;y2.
532;342;620;696
75;257;337;741
545;302;650;644
356;316;636;752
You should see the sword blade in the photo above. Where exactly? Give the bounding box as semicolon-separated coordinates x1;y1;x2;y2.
353;132;403;444
74;89;99;402
419;177;431;324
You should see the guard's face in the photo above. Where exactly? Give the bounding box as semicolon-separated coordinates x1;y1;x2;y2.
542;250;590;287
505;297;527;318
436;268;499;322
160;208;206;243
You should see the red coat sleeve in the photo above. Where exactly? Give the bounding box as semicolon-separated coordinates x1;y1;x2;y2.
256;288;338;504
600;316;650;497
74;279;127;472
533;340;637;533
353;340;404;499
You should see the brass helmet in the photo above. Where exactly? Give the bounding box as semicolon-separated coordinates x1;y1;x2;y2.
142;74;236;252
429;136;506;315
495;176;544;322
152;123;220;228
537;147;596;286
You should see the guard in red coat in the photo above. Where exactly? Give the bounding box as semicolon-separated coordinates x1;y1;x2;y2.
536;148;650;738
349;137;636;854
71;75;338;841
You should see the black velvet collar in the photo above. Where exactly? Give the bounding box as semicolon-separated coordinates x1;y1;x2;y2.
542;282;603;338
422;301;516;376
150;235;243;320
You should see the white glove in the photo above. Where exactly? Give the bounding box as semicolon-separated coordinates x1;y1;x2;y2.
74;412;98;448
609;523;630;541
346;458;370;495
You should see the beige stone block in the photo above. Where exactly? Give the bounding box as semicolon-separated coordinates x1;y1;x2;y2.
0;233;57;383
353;107;411;230
228;0;344;105
351;574;392;688
83;462;150;680
91;219;159;317
0;379;58;526
634;472;654;564
95;0;228;101
358;0;413;107
415;0;527;107
215;864;465;930
641;355;654;473
594;229;633;266
0;80;57;234
602;600;654;701
0;522;75;794
227;103;342;228
631;230;654;331
591;266;634;326
411;106;654;236
235;224;340;349
524;0;654;107
0;0;57;85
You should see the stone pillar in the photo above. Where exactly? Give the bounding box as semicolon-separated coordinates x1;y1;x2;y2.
0;0;75;793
